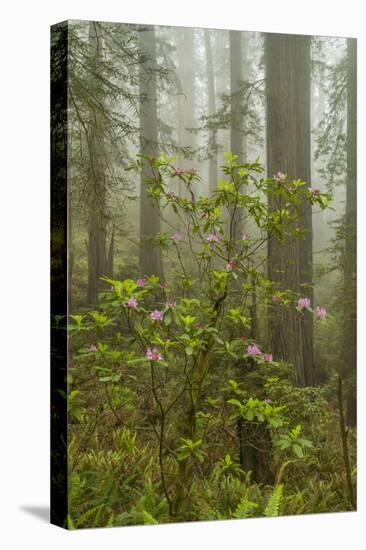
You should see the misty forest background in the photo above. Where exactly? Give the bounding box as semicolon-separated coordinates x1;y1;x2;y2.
51;21;356;528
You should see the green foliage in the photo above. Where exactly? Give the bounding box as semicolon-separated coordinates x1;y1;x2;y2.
65;154;355;528
228;397;285;428
233;497;259;519
177;438;206;462
275;425;313;459
264;484;283;517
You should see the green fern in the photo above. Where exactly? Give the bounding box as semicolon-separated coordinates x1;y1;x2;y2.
264;484;283;517
233;497;258;519
142;510;159;525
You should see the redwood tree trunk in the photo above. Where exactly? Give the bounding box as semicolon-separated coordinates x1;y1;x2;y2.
230;31;248;239
266;33;314;386
204;29;217;194
138;25;164;279
341;38;357;426
87;21;108;305
177;28;195;171
230;30;243;163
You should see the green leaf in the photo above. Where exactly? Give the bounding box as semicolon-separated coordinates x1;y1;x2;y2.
127;357;149;365
292;444;304;458
67;514;76;530
164;311;172;325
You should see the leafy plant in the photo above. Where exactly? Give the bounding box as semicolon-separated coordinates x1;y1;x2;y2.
275;424;313;458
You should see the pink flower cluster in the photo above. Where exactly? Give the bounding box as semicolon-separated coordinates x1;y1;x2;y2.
150;309;164;321
174;167;184;176
247;344;261;356
247;344;273;363
206;233;220;243
315;306;327;319
298;297;311;310
166;300;176;309
136;278;148;287
167;191;178;200
273;171;285;182
89;344;98;353
145;347;163;361
241;233;250;241
171;232;182;242
127;297;138;308
226;261;237;271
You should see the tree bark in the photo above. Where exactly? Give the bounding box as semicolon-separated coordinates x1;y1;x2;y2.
341;38;357;426
176;28;196;191
230;31;248;239
138;26;164;280
204;30;218;194
266;34;314;386
230;30;243;163
86;21;108;305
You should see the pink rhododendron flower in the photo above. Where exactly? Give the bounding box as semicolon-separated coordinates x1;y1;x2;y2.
136;278;148;287
188;168;197;176
247;344;261;356
316;306;327;319
226;261;236;271
167;191;178;200
166;300;176;309
206;233;220;243
171;232;182;242
89;344;98;353
150;309;164;321
145;347;163;361
265;398;273;404
127;296;138;308
273;171;285;182
241;233;250;241
298;297;311;310
263;354;273;362
174;167;184;176
272;294;280;303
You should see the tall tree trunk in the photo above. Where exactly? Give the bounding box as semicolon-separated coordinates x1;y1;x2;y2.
204;30;217;194
68;193;74;311
266;34;314;386
230;33;274;481
229;31;248;239
341;38;357;426
87;21;108;305
138;26;164;279
106;225;115;279
177;29;196;173
230;30;243;162
312;82;328;250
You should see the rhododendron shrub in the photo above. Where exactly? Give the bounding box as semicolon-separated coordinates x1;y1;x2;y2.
68;154;331;521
